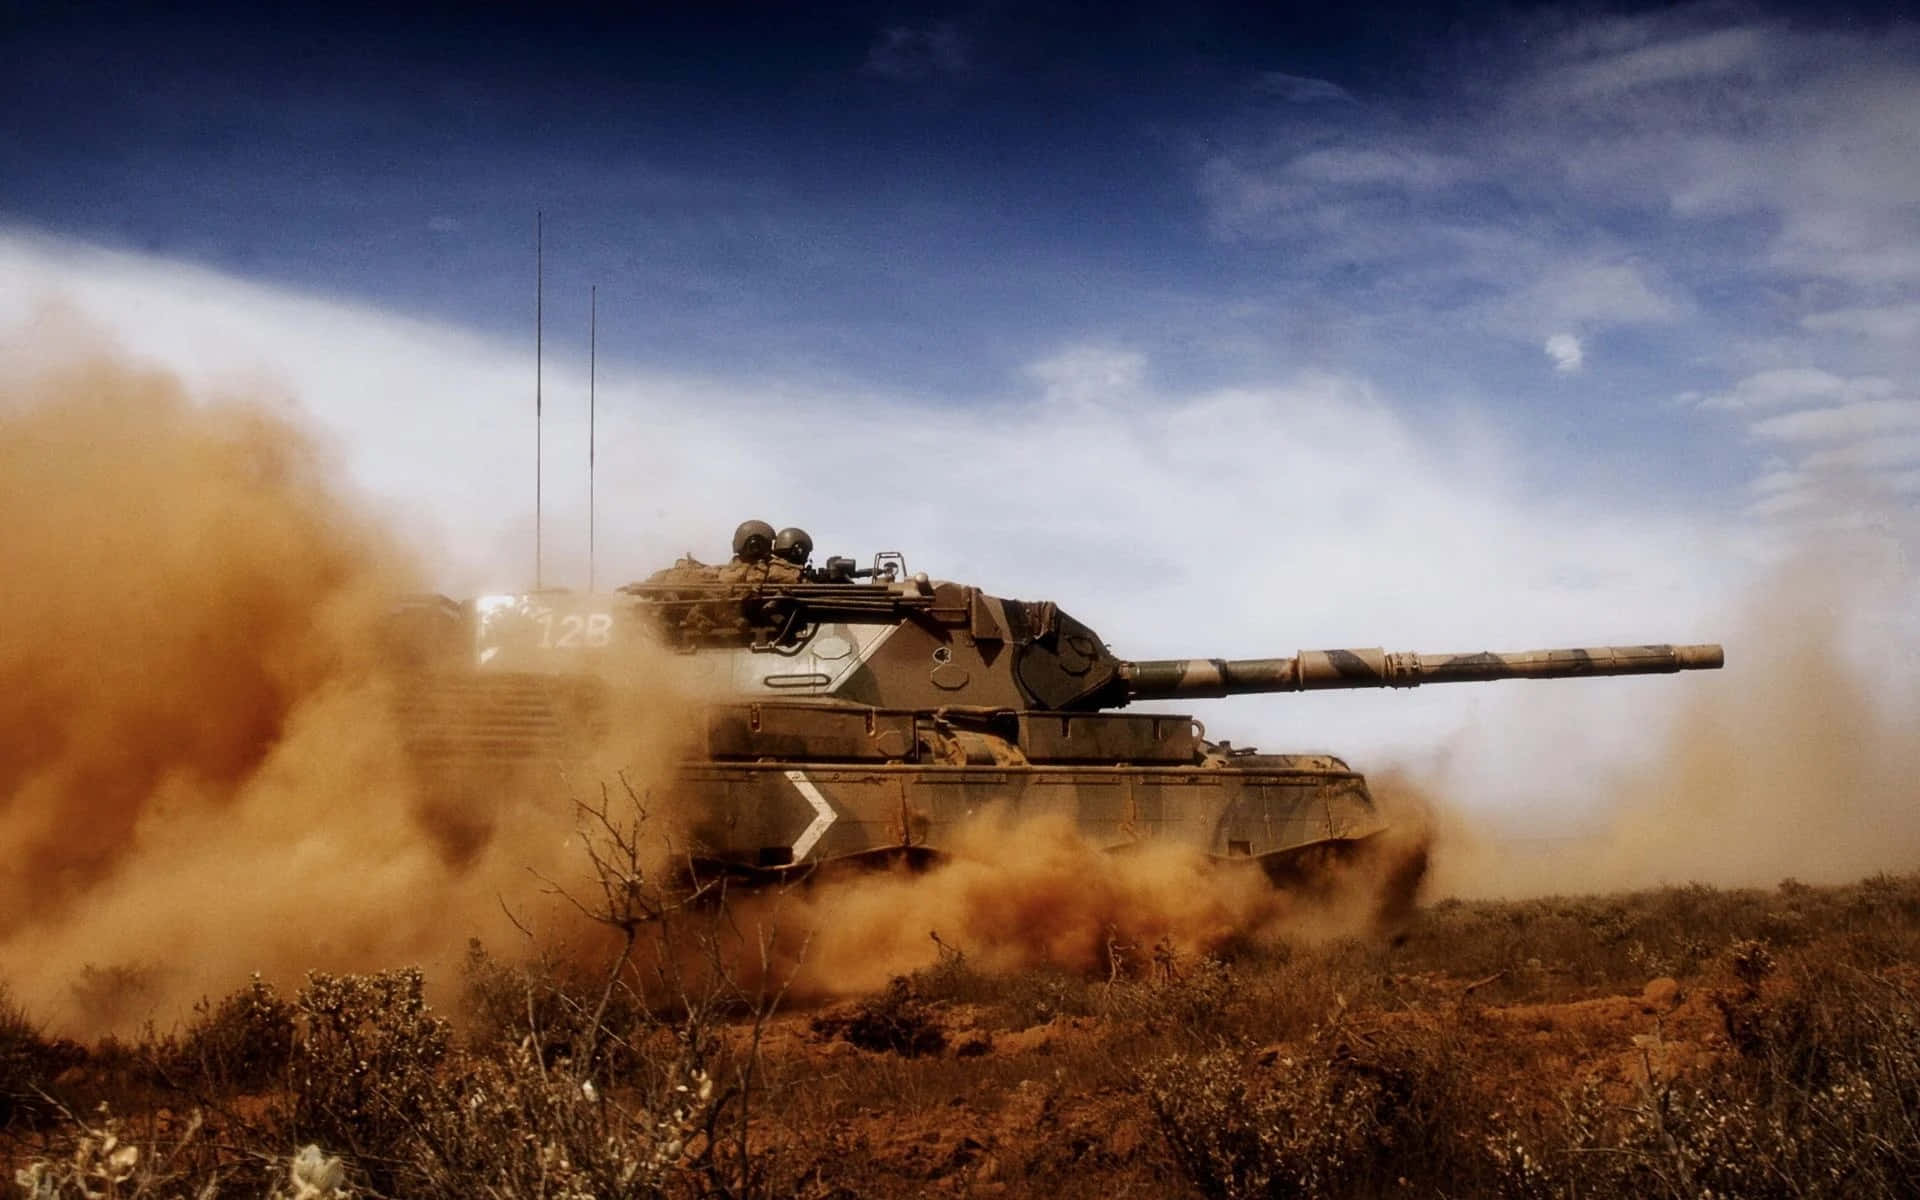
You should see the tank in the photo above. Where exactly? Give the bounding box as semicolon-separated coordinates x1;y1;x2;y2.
391;523;1724;892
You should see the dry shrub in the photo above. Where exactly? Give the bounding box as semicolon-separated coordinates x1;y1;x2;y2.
908;939;1102;1029
1499;960;1920;1198
10;1109;325;1200
458;938;644;1061
1141;1020;1484;1200
812;977;949;1057
406;1040;720;1200
11;1107;200;1200
289;968;450;1192
1100;956;1239;1040
65;966;166;1037
2;981;83;1132
159;975;295;1094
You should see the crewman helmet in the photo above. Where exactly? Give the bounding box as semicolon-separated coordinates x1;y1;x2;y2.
773;526;813;565
731;519;776;562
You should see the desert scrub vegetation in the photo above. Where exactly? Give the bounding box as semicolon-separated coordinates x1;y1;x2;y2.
7;870;1920;1199
5;963;749;1199
1138;924;1920;1199
1393;872;1920;1003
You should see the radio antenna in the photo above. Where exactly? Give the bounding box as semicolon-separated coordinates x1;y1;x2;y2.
588;284;597;592
534;210;545;590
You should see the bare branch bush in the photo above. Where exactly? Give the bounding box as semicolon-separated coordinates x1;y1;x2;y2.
402;773;794;1199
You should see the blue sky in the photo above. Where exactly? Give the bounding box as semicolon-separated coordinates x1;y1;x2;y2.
4;0;1918;827
9;0;1918;511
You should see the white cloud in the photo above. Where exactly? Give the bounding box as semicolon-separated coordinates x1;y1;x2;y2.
1544;332;1584;373
1804;435;1920;472
1530;261;1681;327
1772;221;1920;286
0;231;1746;819
1549;25;1773;100
1746;488;1818;519
1750;400;1920;443
1024;344;1147;407
1701;368;1895;412
1199;8;1920;398
1749;469;1806;495
1252;72;1353;103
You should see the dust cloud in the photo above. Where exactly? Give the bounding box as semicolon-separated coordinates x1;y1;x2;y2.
771;815;1284;994
1423;543;1920;899
730;811;1429;999
0;344;692;1035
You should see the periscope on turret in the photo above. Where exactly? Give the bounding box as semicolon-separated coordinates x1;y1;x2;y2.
387;522;1724;891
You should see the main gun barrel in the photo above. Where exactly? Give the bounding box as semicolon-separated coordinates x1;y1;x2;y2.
1120;643;1724;701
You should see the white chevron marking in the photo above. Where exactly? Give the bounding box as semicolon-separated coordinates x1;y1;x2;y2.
782;769;838;861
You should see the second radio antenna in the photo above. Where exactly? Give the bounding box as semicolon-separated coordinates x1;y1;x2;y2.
534;210;545;591
588;284;597;592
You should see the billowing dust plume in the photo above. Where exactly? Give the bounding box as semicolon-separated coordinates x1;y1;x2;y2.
731;811;1429;1000
0;342;1395;1031
0;347;694;1034
1423;542;1920;898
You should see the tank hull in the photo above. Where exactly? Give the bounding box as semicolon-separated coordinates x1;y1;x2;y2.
393;672;1388;884
675;759;1384;883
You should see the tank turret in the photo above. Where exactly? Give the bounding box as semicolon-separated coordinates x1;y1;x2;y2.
602;564;1722;713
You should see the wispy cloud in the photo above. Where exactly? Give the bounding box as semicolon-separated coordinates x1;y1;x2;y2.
1517;260;1685;332
1252;72;1354;104
1544;24;1774;101
1189;6;1920;534
1701;368;1896;412
1025;345;1147;407
1750;400;1920;443
1804;435;1920;472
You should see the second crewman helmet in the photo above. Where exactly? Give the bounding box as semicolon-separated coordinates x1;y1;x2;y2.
773;526;813;566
